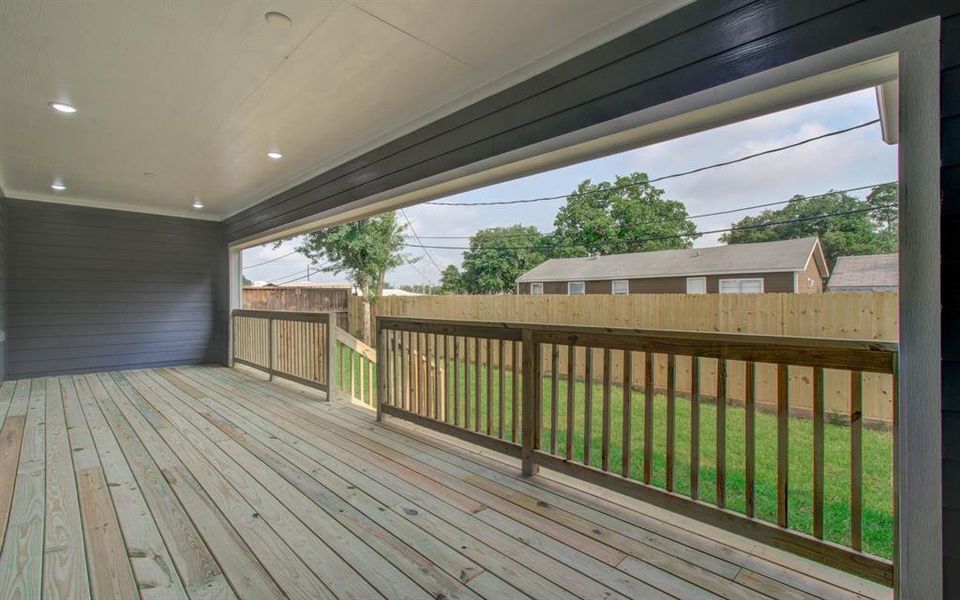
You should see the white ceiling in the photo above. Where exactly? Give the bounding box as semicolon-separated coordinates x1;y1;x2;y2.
0;0;689;220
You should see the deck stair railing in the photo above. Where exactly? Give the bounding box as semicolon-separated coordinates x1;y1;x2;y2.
375;316;898;586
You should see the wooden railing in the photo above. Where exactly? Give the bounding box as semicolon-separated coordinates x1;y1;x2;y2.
376;316;898;586
231;310;337;392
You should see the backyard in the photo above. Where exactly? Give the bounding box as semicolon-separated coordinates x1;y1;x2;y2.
359;354;894;559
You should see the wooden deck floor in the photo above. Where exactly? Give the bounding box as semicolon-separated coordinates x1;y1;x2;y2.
0;365;891;600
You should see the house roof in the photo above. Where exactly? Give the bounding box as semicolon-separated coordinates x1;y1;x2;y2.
827;254;898;290
517;237;827;283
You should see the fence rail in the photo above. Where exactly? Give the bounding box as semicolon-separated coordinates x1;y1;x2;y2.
376;315;897;586
356;292;898;424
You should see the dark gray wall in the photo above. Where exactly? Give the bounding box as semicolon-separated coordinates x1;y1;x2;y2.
221;1;960;593
5;199;227;378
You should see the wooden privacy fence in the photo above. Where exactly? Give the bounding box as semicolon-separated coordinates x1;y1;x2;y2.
357;292;898;424
376;316;898;585
231;309;378;407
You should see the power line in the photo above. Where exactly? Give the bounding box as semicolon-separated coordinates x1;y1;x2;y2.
243;250;298;270
404;182;892;239
400;208;443;275
426;119;880;207
402;203;896;252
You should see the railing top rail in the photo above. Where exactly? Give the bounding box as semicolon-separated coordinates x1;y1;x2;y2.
377;316;898;374
232;308;335;322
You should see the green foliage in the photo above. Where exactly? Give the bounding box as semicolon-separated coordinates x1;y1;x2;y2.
438;265;464;295
548;173;698;256
294;212;412;302
720;185;898;265
460;225;547;294
241;275;253;286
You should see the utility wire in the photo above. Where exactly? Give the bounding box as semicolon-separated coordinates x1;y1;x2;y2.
405;182;892;239
400;208;444;275
426;119;880;207
242;249;298;270
402;203;897;252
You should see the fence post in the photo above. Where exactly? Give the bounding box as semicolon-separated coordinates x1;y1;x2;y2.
267;317;274;381
521;329;540;477
325;312;338;402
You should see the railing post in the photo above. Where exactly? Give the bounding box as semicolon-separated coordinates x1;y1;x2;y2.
521;329;540;477
325;312;337;402
376;320;385;421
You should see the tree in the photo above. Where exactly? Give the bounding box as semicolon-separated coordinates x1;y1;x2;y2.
241;275;253;286
548;173;698;257
460;225;547;294
720;186;898;265
294;212;411;343
438;265;464;295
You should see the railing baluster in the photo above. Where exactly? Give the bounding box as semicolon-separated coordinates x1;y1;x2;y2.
444;335;452;423
851;370;863;551
745;361;756;517
487;338;494;435
691;356;700;501
622;351;633;478
498;339;505;438
716;358;727;508
551;344;560;454
435;333;442;420
666;353;676;491
777;363;789;528
643;352;654;484
583;347;593;466
813;366;825;539
474;337;481;432
512;340;520;443
453;337;461;427
567;345;576;461
602;348;612;471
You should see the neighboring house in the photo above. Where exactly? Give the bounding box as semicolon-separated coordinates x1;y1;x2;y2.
516;237;828;295
827;254;899;292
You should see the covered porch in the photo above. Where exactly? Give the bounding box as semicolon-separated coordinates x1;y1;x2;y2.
0;364;889;599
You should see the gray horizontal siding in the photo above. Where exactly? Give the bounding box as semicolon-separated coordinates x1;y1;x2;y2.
5;199;227;378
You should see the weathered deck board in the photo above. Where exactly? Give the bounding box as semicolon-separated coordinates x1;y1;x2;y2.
0;365;892;600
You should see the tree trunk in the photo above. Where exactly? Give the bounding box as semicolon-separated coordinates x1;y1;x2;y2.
361;281;372;345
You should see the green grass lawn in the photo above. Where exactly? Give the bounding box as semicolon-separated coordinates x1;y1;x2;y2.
351;350;894;559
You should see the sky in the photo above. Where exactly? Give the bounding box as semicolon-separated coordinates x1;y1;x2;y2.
242;87;897;287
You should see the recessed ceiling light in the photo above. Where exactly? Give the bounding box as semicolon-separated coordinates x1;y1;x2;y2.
265;11;292;27
50;182;67;191
192;199;204;209
267;151;283;160
49;102;77;114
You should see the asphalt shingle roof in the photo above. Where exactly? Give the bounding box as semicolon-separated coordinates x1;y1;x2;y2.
827;254;898;290
517;237;821;282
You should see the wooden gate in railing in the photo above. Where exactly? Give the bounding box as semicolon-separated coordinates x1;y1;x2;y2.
376;316;898;586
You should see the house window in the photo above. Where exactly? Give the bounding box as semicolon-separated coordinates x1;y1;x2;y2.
530;282;543;295
568;281;585;295
686;277;706;294
611;280;629;295
718;278;764;294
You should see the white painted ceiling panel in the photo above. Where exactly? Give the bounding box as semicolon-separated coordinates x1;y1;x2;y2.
0;0;689;219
